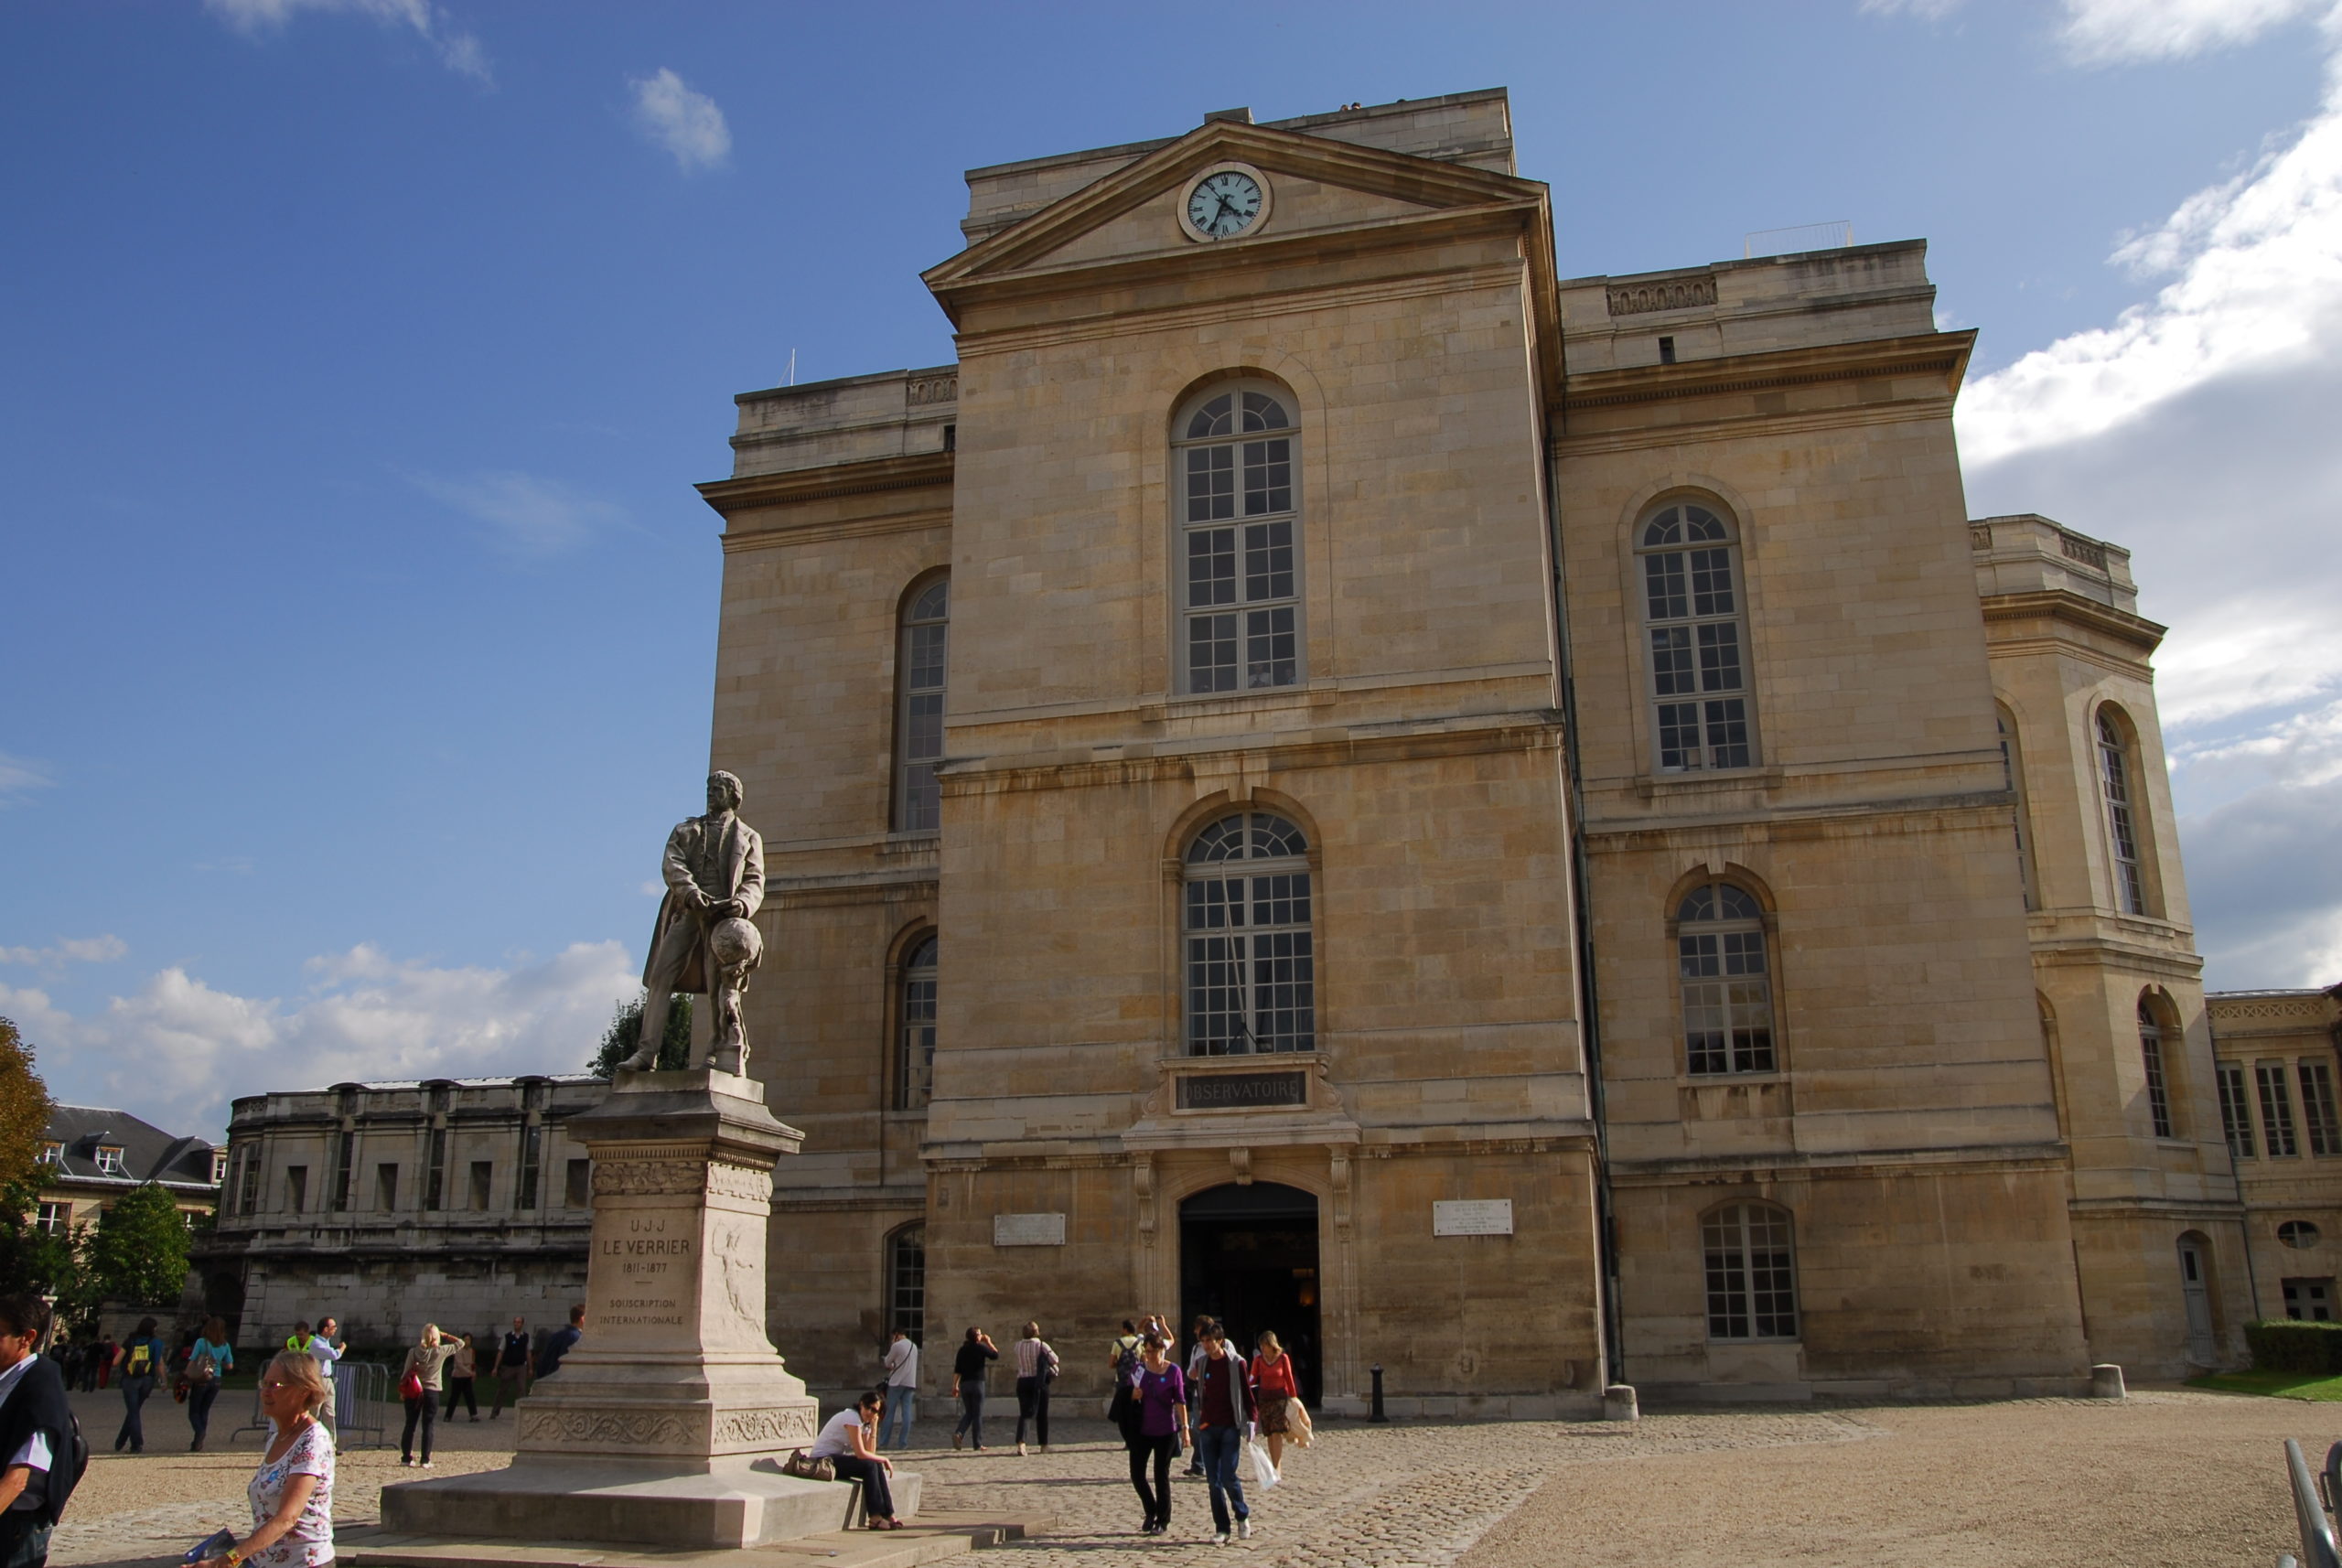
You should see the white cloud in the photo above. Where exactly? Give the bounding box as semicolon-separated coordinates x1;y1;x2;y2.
0;753;53;809
0;936;128;974
411;470;626;559
0;941;637;1133
206;0;492;85
2058;0;2335;62
1858;0;1965;19
630;69;731;173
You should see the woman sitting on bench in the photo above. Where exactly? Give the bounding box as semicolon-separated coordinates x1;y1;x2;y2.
811;1390;904;1530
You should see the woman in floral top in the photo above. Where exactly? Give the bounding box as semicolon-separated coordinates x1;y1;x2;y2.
203;1351;335;1567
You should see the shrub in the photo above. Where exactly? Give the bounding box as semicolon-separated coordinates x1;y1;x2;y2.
2245;1319;2342;1373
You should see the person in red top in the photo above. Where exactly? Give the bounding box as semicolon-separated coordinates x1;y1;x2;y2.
1192;1321;1256;1544
1249;1329;1299;1466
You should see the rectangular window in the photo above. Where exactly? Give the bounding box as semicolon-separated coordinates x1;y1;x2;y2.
516;1122;543;1209
37;1143;60;1166
2258;1062;2300;1157
328;1130;353;1212
93;1145;124;1176
2301;1061;2340;1156
2284;1278;2336;1322
2141;1027;2173;1139
564;1157;591;1209
210;1149;229;1186
238;1148;263;1216
424;1127;447;1210
375;1162;398;1212
1659;335;1677;365
35;1202;67;1234
468;1160;493;1210
285;1165;308;1213
1679;930;1774;1075
2218;1063;2256;1159
1179;399;1300;695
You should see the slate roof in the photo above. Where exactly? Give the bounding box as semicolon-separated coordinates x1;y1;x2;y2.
42;1104;220;1191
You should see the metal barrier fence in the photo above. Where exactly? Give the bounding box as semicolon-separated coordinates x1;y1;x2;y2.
2280;1436;2342;1568
230;1361;392;1450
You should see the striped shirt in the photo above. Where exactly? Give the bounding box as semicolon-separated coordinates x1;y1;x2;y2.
1012;1337;1055;1379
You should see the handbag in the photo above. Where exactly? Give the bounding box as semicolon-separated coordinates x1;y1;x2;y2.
400;1369;424;1401
780;1447;835;1482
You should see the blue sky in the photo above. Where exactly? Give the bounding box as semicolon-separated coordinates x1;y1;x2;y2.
5;0;2340;1135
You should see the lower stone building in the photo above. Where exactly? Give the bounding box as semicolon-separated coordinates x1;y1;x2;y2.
201;1076;602;1348
2208;986;2342;1325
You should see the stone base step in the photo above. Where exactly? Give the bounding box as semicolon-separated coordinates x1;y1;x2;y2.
340;1509;1047;1568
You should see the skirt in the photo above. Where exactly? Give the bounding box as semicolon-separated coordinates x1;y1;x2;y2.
1257;1392;1292;1434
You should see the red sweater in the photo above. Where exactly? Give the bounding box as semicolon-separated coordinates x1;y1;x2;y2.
1251;1353;1298;1399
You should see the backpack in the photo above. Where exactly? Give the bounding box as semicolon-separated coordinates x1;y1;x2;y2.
125;1340;153;1377
52;1408;88;1523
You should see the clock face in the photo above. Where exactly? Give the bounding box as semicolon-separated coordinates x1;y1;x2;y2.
1187;170;1263;239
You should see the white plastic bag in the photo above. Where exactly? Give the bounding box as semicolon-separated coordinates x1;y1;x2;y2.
1248;1436;1281;1488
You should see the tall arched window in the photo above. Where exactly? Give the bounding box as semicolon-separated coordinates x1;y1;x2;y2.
1176;385;1300;694
1183;811;1313;1055
895;578;948;832
1997;704;2036;910
2138;996;2174;1139
1675;880;1775;1075
2096;707;2148;915
1638;501;1755;772
896;934;937;1111
1703;1202;1799;1340
885;1223;926;1344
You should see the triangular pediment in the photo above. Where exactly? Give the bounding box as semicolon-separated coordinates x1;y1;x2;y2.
923;120;1545;293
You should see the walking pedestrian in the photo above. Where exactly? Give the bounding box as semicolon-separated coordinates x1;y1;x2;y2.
878;1329;919;1451
1250;1329;1299;1467
0;1294;78;1568
397;1325;459;1467
309;1316;348;1433
810;1390;906;1530
92;1337;114;1392
442;1333;479;1421
1193;1320;1256;1543
184;1316;234;1452
489;1316;532;1417
112;1316;167;1454
949;1326;997;1451
1011;1321;1058;1455
1183;1316;1210;1476
534;1305;584;1379
199;1351;336;1568
1126;1332;1188;1537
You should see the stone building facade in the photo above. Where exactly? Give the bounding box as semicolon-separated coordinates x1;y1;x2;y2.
2206;986;2342;1324
201;1076;602;1347
37;1105;223;1241
693;88;2250;1408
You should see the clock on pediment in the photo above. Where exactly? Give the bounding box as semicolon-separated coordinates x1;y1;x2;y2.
1178;163;1272;242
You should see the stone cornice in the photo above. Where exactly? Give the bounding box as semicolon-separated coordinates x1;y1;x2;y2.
696;451;955;521
1978;587;2165;654
1556;330;1975;418
1606;1142;2069;1185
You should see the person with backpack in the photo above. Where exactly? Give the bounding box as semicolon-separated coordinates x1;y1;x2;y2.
0;1293;82;1568
111;1318;167;1454
183;1317;233;1453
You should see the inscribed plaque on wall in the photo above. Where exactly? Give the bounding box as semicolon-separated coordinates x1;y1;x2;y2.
1433;1199;1514;1237
1176;1070;1307;1111
993;1211;1067;1247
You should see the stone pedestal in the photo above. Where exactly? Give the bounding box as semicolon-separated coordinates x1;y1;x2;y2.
383;1069;898;1549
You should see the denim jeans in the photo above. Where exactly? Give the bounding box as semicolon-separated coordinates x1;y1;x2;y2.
402;1393;438;1462
1195;1423;1249;1534
115;1374;156;1451
953;1384;985;1446
1014;1374;1050;1447
188;1381;222;1447
832;1453;895;1520
879;1387;916;1449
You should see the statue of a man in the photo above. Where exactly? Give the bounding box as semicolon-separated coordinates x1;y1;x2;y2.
620;770;766;1074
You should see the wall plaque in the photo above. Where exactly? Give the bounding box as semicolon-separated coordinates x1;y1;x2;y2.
1433;1199;1514;1237
993;1211;1067;1247
1177;1070;1307;1111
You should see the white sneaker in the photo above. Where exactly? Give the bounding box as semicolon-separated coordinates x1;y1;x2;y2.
1214;1531;1230;1546
1238;1519;1252;1540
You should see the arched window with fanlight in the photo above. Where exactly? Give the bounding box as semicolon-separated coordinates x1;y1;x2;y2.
1183;811;1314;1055
2138;995;2175;1139
1638;500;1756;772
894;577;948;832
895;934;937;1111
1175;384;1301;694
1674;879;1776;1075
1703;1201;1799;1340
2096;706;2152;915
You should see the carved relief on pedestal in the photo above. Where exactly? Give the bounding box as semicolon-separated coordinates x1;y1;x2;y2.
706;1160;775;1202
595;1159;709;1197
519;1408;694;1448
713;1405;818;1448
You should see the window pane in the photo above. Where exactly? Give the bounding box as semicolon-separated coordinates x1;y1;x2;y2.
1187;394;1233;440
1245;606;1297;688
1641;508;1681;549
1187;445;1234;521
1251;930;1314;1051
1689;547;1736;616
1250;872;1310;928
1187;815;1247;864
1704;699;1751;768
1185;876;1241;929
908;623;946;691
1243;520;1295;602
1697;622;1743;694
2304;1062;2340;1157
2141;1022;2173;1138
1649;627;1695;696
1657;703;1702;770
1242;438;1291;516
1187;527;1237;607
1644;551;1688;620
2218;1063;2257;1159
2260;1064;2300;1156
1188;612;1238;693
1249;814;1308;859
1187;933;1249;1054
902;764;938;832
1240;391;1290;432
898;952;937;1111
1683;506;1727;543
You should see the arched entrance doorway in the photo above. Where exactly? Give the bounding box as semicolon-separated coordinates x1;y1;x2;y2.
1180;1182;1322;1405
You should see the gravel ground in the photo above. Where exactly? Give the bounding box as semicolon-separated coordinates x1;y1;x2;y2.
38;1385;2338;1567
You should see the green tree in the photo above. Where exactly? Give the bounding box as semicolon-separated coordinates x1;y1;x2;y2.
589;991;692;1078
85;1183;191;1307
0;1018;66;1299
0;1019;55;1191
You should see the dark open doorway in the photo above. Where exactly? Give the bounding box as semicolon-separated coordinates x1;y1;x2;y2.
1180;1181;1322;1407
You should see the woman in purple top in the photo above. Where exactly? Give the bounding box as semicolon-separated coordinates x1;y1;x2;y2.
1127;1333;1190;1536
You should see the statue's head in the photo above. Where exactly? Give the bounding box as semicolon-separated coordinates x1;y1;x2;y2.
706;771;744;814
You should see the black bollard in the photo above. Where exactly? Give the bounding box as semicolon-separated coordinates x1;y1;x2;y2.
1369;1362;1387;1423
